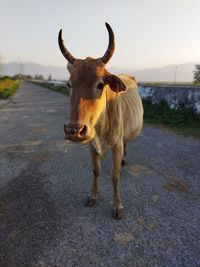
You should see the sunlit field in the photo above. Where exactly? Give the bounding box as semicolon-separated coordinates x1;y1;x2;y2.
0;77;20;99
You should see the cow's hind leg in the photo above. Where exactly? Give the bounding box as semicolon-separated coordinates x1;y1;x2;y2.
112;142;124;219
121;142;127;166
86;147;101;207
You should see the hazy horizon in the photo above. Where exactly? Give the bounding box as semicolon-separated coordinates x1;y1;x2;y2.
2;59;199;72
2;61;197;82
1;0;200;71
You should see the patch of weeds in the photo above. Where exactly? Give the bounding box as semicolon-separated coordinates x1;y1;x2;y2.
32;81;69;96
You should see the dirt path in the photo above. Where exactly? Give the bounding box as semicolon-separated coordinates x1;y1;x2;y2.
0;81;199;267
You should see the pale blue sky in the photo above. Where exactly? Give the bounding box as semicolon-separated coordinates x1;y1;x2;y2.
1;0;200;70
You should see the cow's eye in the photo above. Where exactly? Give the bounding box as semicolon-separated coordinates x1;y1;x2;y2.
67;82;71;88
97;83;104;90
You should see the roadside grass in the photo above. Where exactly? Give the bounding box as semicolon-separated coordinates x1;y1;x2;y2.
139;82;200;87
32;81;69;96
144;119;200;139
143;99;200;138
0;77;20;99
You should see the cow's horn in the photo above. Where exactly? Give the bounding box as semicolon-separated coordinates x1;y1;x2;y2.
101;22;115;64
58;29;75;64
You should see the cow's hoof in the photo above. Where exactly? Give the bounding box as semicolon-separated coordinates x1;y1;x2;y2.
113;208;124;220
121;158;127;166
85;197;97;207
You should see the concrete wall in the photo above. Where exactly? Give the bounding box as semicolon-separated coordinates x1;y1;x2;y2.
138;85;200;114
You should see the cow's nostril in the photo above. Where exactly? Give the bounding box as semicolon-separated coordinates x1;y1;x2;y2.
64;123;88;137
64;124;76;135
79;124;88;136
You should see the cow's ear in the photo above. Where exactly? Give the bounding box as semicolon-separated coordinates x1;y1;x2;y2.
67;62;74;74
104;74;126;92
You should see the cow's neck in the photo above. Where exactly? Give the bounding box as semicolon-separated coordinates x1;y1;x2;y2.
91;87;122;157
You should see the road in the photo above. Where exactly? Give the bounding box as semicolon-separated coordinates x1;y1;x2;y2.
0;81;200;267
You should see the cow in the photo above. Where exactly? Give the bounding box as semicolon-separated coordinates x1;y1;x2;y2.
58;23;143;219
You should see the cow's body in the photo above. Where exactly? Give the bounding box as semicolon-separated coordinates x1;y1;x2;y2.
91;74;143;158
58;23;143;219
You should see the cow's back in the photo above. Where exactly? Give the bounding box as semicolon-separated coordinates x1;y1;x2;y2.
119;75;143;142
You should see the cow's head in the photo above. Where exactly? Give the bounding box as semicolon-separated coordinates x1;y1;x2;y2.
58;23;126;142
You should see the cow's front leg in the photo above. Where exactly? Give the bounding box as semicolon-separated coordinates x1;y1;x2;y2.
86;147;101;207
112;142;124;219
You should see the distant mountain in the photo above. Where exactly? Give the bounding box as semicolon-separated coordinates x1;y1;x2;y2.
111;63;198;82
1;62;69;80
1;62;198;82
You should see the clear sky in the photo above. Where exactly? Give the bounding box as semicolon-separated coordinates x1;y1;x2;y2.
1;0;200;70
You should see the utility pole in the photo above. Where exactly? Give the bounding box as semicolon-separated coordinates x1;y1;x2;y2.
174;65;178;85
18;61;24;80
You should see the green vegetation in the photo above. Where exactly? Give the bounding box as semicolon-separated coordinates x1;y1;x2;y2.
139;82;200;87
193;64;200;83
143;99;200;138
0;76;20;99
33;81;69;96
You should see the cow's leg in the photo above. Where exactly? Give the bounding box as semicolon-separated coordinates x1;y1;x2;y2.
86;147;101;207
121;141;127;166
112;142;124;219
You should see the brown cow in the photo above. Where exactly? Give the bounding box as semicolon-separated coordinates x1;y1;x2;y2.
58;23;143;219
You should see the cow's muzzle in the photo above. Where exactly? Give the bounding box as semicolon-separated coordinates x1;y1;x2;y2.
64;123;90;142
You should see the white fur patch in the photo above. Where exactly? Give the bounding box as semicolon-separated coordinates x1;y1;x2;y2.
91;136;102;156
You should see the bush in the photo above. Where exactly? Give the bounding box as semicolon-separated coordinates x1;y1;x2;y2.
143;99;200;126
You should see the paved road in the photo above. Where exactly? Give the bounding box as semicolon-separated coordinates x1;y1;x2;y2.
0;81;200;267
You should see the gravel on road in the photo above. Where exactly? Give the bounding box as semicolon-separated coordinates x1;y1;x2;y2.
0;81;200;267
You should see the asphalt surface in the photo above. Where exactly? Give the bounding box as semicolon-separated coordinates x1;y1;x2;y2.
0;81;200;267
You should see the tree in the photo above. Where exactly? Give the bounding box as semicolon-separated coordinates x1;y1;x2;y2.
193;64;200;83
34;74;44;80
38;75;44;80
0;55;3;77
